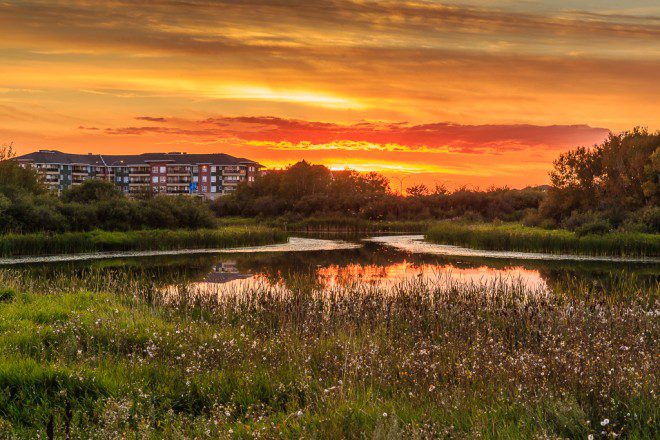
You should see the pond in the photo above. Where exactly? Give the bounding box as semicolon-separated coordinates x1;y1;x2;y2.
3;235;658;297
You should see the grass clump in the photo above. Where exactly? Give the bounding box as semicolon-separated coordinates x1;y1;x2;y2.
0;226;288;257
426;221;660;257
0;288;15;302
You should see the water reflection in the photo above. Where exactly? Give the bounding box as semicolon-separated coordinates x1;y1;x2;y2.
168;259;548;301
3;237;657;301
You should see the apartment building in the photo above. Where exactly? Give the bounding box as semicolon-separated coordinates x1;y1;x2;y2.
15;150;261;199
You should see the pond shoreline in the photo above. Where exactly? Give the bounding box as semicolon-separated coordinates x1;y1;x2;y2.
367;235;660;264
0;237;360;265
0;227;288;258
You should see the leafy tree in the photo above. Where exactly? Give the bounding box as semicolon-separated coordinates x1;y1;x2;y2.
0;143;45;195
541;127;660;231
61;179;123;203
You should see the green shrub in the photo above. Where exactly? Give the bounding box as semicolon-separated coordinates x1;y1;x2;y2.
620;206;660;234
575;219;612;237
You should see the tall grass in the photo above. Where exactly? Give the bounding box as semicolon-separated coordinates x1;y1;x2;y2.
269;216;433;233
426;222;660;257
0;267;656;438
0;226;288;257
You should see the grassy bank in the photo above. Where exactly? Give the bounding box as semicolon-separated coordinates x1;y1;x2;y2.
262;216;433;233
218;215;434;233
0;269;656;438
426;222;660;257
0;226;288;257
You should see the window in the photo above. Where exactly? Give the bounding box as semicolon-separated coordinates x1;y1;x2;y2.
202;186;208;192
249;166;255;172
202;175;207;182
211;176;216;183
248;176;255;182
201;165;208;171
152;166;158;173
124;176;129;183
211;166;217;172
152;176;158;183
193;176;198;182
160;166;166;173
160;176;166;183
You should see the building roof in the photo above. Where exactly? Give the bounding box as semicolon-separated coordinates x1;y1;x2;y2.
15;150;261;167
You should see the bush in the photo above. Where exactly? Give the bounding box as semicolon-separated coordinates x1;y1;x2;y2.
575;219;612;237
620;206;660;234
61;179;123;203
0;179;218;234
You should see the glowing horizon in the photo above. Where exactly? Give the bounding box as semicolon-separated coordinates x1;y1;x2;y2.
1;1;658;189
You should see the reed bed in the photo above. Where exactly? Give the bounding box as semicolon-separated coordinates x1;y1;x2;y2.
270;216;434;233
0;226;288;257
426;222;660;257
0;268;657;438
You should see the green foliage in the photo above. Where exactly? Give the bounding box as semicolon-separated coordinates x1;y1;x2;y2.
0;178;218;234
0;288;16;302
542;128;660;232
425;222;660;257
61;178;123;203
0;144;45;196
268;216;433;232
213;161;544;221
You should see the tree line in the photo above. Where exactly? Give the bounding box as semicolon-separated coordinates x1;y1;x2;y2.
0;145;215;233
215;128;658;233
213;162;545;223
2;127;658;234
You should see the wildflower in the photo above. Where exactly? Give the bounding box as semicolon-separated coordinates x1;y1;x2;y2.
588;435;594;440
296;410;303;417
382;412;388;417
429;385;436;392
600;419;609;426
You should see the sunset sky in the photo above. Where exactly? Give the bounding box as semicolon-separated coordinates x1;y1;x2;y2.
1;0;659;189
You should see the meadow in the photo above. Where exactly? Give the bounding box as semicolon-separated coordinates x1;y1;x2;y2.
0;227;287;257
0;267;656;438
426;222;660;258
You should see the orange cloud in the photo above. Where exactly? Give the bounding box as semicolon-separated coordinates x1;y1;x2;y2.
0;1;657;190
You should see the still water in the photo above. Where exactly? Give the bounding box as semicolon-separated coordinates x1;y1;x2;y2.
3;235;658;296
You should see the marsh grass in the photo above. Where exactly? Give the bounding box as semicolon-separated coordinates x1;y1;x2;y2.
426;222;660;257
0;226;288;257
268;216;433;233
0;268;657;438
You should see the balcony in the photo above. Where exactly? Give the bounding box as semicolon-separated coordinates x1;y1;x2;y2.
38;166;60;173
222;168;245;176
167;176;191;184
167;166;191;176
167;188;190;194
129;167;150;176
